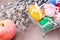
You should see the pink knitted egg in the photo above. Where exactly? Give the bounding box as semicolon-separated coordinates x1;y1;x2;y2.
45;8;55;17
44;4;56;17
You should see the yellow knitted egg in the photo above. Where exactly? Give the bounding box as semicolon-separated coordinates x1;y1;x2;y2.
28;5;44;21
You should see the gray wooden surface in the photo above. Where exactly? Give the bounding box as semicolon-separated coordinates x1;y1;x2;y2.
0;0;60;40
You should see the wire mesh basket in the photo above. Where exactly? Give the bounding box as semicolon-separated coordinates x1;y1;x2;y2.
24;0;60;33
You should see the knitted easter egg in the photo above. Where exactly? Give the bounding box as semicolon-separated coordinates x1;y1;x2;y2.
39;16;53;31
48;0;56;5
45;8;55;17
28;5;44;21
57;3;60;7
44;4;56;17
56;3;60;10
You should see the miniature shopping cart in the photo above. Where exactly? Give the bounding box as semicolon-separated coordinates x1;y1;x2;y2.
24;0;60;34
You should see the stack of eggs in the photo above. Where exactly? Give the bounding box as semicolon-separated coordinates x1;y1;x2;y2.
28;0;60;31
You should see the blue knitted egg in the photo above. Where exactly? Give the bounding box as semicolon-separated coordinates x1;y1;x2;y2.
48;0;56;5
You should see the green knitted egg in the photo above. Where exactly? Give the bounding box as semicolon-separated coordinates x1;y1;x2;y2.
39;16;53;31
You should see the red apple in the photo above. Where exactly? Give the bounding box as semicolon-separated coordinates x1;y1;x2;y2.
0;19;16;40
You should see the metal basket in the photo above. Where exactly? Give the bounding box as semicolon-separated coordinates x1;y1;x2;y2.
24;0;60;33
